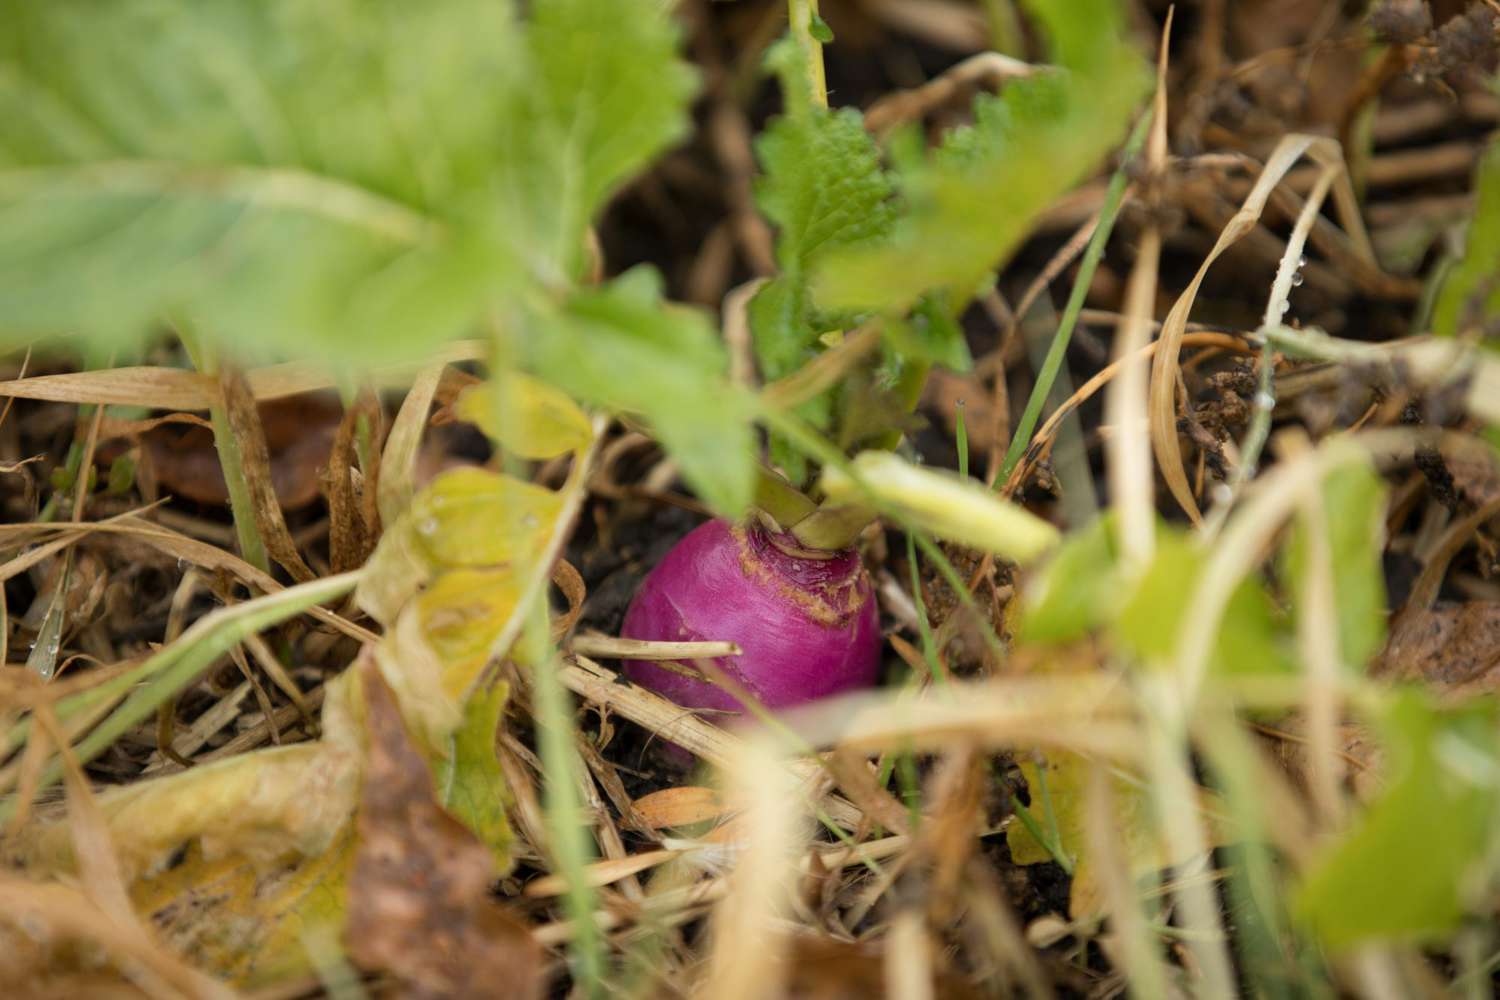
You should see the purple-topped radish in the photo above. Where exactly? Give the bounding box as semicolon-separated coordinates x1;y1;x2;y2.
621;516;880;715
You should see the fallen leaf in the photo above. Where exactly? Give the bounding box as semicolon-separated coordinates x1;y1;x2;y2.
108;393;343;509
456;372;593;459
347;667;541;1000
1007;751;1228;917
632;786;727;829
1377;602;1500;699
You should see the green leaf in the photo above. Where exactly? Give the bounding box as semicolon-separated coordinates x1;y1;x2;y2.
1017;514;1120;644
0;0;517;361
515;0;698;277
1281;461;1388;670
813;0;1149;311
1298;693;1500;948
526;268;756;517
1116;530;1295;678
435;679;516;873
1432;138;1500;340
0;0;697;363
749;81;896;480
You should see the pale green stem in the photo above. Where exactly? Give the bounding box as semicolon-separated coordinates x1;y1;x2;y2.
179;330;269;573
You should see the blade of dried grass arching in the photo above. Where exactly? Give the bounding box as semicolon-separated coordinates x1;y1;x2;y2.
377;359;446;526
697;737;804;1000
1147;134;1374;523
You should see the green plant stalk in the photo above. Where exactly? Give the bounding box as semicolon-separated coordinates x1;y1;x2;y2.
1008;794;1073;875
906;533;948;687
955;401;969;480
179;330;269;573
787;0;828;108
997;110;1153;486
0;571;359;821
522;602;606;996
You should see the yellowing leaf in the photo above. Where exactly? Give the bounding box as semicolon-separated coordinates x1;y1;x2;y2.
820;450;1058;563
132;828;357;988
1008;751;1228;916
377;568;525;752
456;373;592;459
356;467;562;624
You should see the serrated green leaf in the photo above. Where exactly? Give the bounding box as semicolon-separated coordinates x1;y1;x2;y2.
1281;461;1388;670
0;0;697;364
814;0;1148;311
1298;693;1500;948
525;268;755;517
1433;138;1500;340
516;0;698;277
749;78;897;478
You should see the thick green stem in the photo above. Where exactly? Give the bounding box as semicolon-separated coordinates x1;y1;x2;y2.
787;0;828;108
180;331;269;573
790;501;875;550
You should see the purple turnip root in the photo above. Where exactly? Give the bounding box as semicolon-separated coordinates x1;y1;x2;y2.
620;517;881;718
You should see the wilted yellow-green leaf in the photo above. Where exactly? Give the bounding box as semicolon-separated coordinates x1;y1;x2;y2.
21;735;361;884
356;467;562;624
376;567;525;752
1008;751;1228;916
131;827;357;988
456;372;593;459
820;451;1058;563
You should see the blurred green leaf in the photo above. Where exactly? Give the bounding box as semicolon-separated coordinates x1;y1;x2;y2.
813;0;1148;311
1432;138;1500;340
1017;515;1119;644
0;0;695;363
1281;462;1388;670
1298;693;1500;948
819;450;1058;563
527;268;755;517
1116;531;1295;678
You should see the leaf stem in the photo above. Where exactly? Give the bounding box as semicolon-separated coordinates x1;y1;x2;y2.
179;329;269;573
787;0;828;108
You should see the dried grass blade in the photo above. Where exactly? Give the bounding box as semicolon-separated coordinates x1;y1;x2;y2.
696;738;804;1000
1147;134;1354;522
378;360;446;526
218;368;314;582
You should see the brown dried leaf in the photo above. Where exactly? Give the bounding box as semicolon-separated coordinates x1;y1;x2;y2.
347;667;541;1000
632;786;728;829
219;368;315;582
1377;602;1500;699
128;394;342;509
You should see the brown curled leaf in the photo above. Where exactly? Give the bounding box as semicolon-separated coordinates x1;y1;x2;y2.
346;665;541;1000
